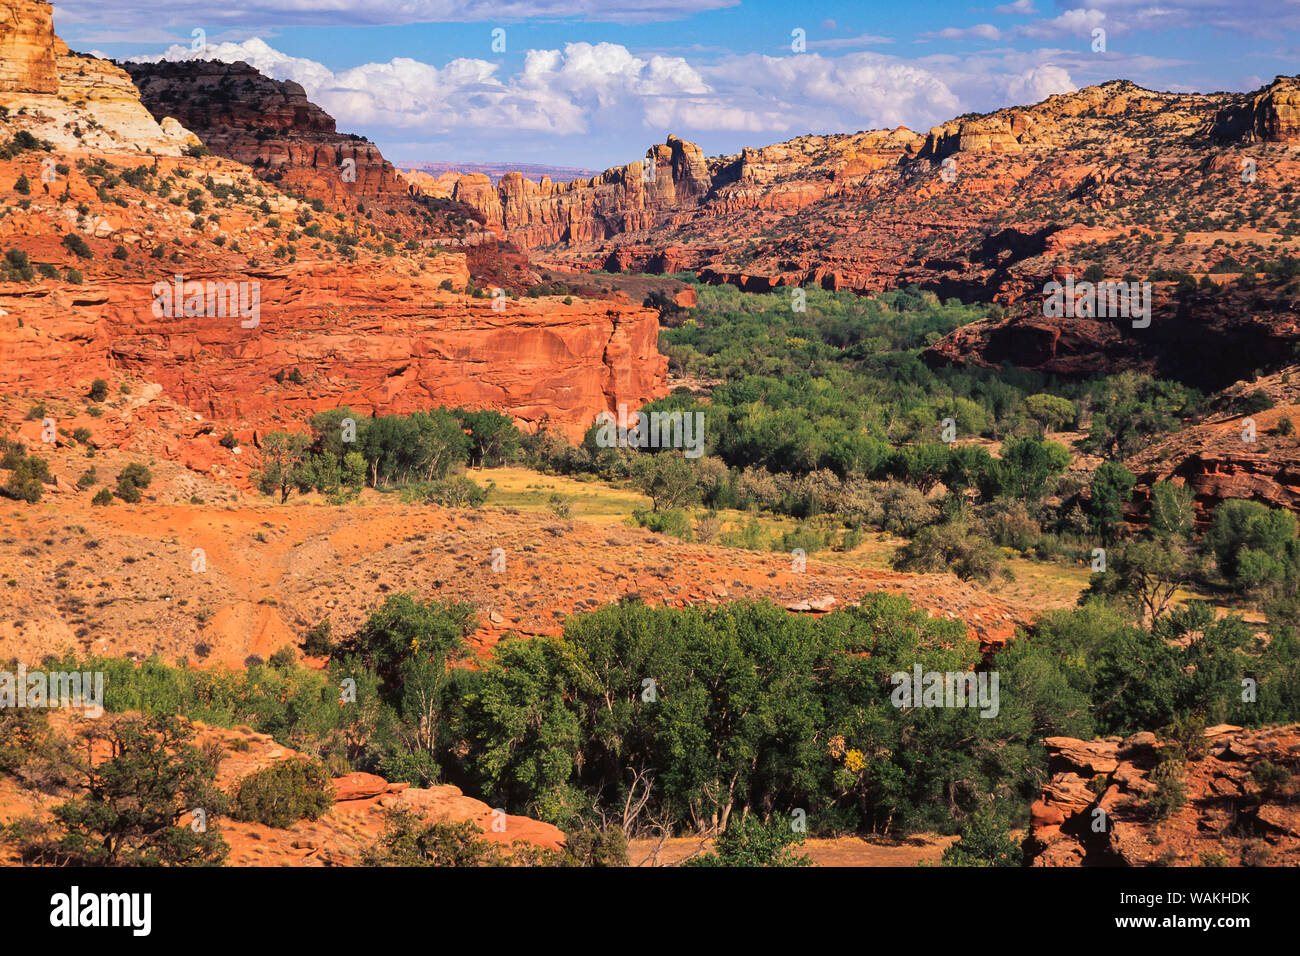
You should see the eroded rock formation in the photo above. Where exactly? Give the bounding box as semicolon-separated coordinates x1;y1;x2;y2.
124;60;408;202
1028;726;1300;866
0;262;665;441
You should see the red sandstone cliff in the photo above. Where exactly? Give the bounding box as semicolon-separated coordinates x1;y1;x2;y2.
0;260;665;442
0;3;666;444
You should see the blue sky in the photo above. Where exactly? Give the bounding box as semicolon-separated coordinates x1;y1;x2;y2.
51;0;1300;169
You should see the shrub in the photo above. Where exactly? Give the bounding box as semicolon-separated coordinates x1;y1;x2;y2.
633;507;692;540
115;477;142;503
88;378;108;402
300;620;334;657
891;520;1004;583
3;454;50;503
940;807;1021;867
362;809;504;867
1147;751;1188;821
230;757;334;828
61;234;93;259
683;816;814;867
115;462;152;503
91;488;113;506
400;476;487;508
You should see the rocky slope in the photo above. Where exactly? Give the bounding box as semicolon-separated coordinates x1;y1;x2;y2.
0;0;195;155
0;479;1024;668
1120;368;1300;522
1028;724;1300;866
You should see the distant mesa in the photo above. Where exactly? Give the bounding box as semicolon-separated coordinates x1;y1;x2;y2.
402;160;600;186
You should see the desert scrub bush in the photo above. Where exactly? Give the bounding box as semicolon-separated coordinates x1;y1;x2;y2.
91;488;113;506
2;247;33;282
1251;760;1292;800
940;807;1021;867
115;462;152;503
1146;750;1188;821
400;476;487;508
3;452;51;503
363;809;506;867
775;524;825;555
300;620;334;657
61;233;93;259
632;507;692;541
683;816;814;867
229;757;334;828
891;520;1004;583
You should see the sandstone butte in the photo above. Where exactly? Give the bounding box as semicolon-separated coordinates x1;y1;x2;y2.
125;58;411;205
0;1;667;443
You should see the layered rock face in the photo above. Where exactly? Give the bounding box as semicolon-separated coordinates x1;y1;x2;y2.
0;262;665;441
448;128;920;252
0;0;57;93
0;0;193;154
922;276;1300;392
1028;726;1300;866
446;134;713;248
1211;75;1300;144
1122;368;1300;523
124;60;408;202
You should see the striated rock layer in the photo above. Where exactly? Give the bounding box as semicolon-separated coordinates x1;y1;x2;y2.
0;0;57;94
0;261;665;441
